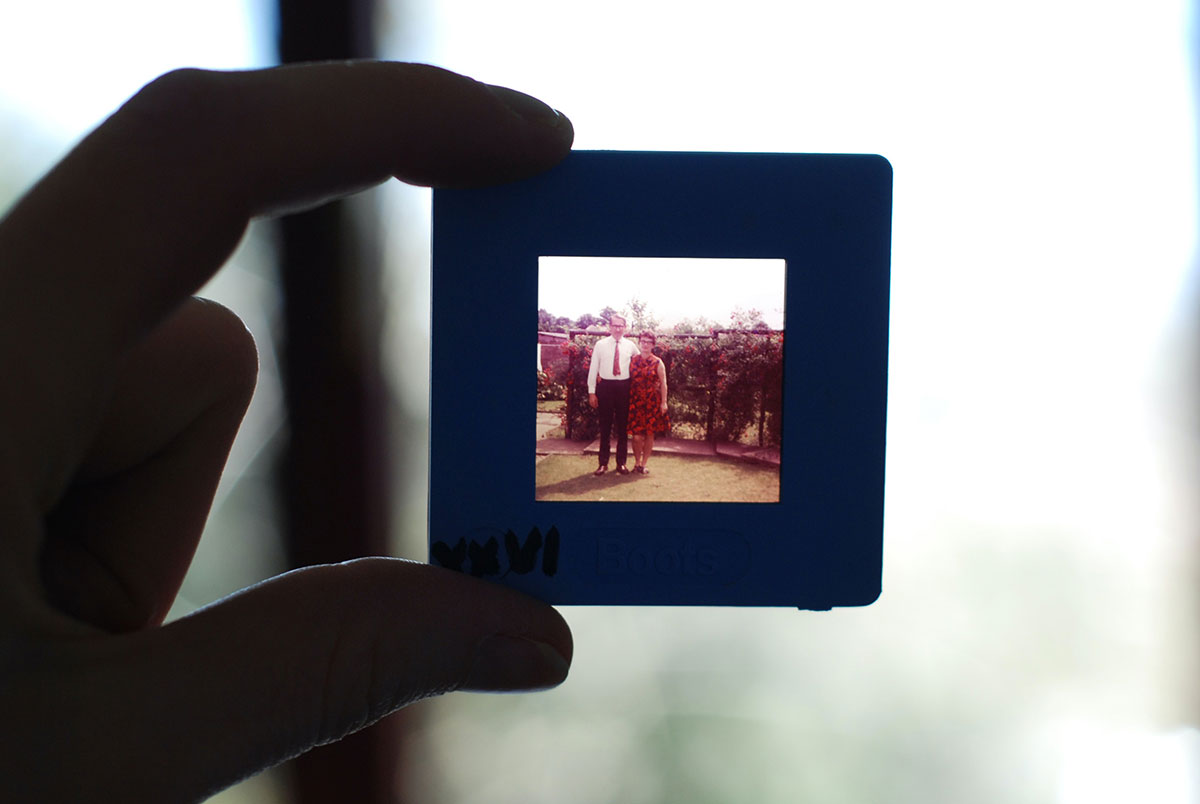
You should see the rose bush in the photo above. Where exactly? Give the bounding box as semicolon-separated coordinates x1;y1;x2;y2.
536;370;565;402
562;336;599;441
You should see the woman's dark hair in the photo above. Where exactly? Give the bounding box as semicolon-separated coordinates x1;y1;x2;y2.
638;331;657;345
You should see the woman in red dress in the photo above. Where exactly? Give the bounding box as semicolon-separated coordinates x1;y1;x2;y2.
627;331;670;474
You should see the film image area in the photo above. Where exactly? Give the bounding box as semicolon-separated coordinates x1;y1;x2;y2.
536;256;785;503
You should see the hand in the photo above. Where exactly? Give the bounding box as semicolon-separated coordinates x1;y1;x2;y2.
0;62;574;802
589;393;598;408
661;402;668;414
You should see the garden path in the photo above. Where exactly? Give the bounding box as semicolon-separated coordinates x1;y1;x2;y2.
535;434;779;466
534;411;560;439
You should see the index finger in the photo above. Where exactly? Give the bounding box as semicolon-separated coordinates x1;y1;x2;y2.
0;61;571;490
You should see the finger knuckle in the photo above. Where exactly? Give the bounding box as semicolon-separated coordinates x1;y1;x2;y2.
311;618;399;747
118;68;232;157
127;68;221;122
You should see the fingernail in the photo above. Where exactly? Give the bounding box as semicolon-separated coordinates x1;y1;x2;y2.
486;84;567;129
464;634;571;692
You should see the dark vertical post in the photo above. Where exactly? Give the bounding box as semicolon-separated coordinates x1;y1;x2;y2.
274;1;405;802
758;375;767;448
705;333;717;443
566;332;574;440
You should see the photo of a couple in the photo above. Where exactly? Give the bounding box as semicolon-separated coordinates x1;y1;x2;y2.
587;314;669;477
536;257;785;503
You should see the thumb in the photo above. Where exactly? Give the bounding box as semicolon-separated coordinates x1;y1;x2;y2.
31;559;571;802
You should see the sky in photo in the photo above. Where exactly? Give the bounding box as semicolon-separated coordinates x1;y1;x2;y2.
538;256;786;330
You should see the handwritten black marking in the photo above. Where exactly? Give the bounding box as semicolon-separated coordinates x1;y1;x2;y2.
432;527;561;578
467;536;501;577
431;538;467;572
505;527;543;575
543;526;560;576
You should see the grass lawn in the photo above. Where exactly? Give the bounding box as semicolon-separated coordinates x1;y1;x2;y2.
535;453;779;502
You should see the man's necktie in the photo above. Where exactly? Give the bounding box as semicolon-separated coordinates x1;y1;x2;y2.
613;340;621;376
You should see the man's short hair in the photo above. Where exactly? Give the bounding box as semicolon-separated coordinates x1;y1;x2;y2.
608;314;627;326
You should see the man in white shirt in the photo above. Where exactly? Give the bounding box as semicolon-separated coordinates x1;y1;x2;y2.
587;314;640;475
